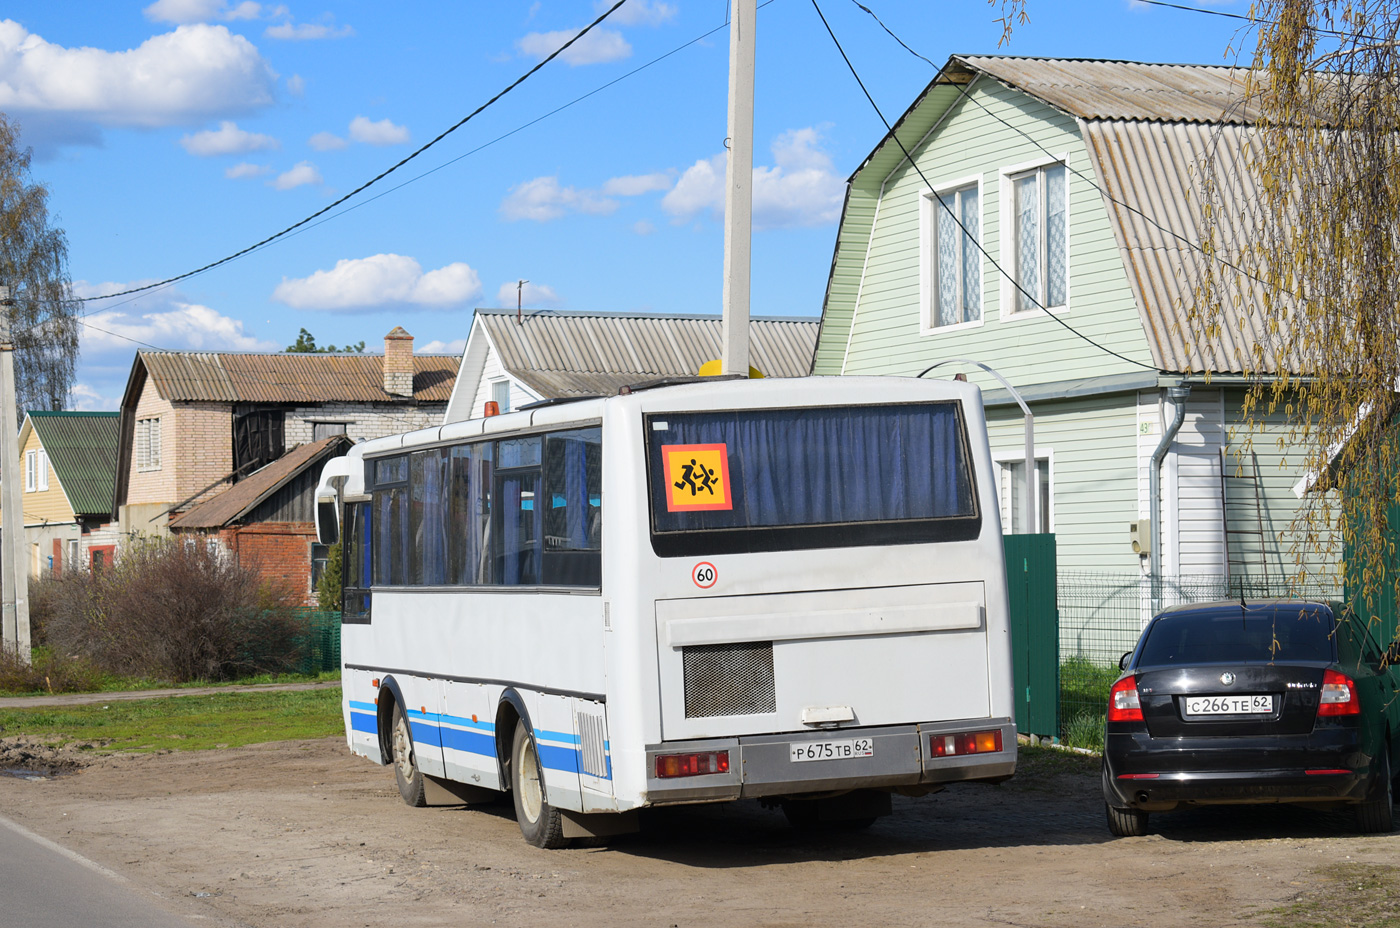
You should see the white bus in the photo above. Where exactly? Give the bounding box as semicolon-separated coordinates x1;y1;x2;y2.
316;375;1016;847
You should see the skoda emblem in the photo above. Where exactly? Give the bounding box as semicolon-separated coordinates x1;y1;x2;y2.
1220;672;1236;686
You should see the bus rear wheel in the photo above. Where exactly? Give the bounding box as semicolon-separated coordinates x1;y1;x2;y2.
391;702;427;807
511;720;568;848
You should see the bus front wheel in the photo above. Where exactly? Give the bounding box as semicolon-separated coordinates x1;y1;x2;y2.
391;702;427;807
511;720;568;848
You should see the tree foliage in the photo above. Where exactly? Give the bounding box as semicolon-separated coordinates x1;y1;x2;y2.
315;541;342;612
0;114;77;412
287;327;365;354
1190;2;1400;644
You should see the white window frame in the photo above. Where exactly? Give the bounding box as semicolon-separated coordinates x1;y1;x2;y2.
919;173;985;336
24;449;35;492
998;154;1071;322
992;447;1054;535
136;417;162;472
37;449;47;491
491;379;512;414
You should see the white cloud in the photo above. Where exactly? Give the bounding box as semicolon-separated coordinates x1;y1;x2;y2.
224;1;262;20
272;254;483;311
144;0;223;22
69;383;122;412
271;160;322;190
602;172;672;196
493;280;561;308
662;128;845;229
418;338;467;355
308;130;348;151
633;219;655;236
348;115;408;146
0;20;276;148
596;0;676;26
180;120;278;156
517;28;630;66
265;19;354;40
225;161;270;178
72;280;278;357
500;176;617;222
286;73;305;96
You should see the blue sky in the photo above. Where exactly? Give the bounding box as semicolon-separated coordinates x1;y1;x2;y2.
1;0;1256;409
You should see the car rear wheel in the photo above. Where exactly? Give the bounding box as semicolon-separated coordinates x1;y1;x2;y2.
1105;802;1149;837
1355;746;1394;835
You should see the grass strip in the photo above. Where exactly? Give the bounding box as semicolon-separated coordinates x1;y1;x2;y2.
0;687;344;753
1262;863;1400;928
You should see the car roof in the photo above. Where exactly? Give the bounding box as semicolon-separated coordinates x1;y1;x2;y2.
1155;600;1339;619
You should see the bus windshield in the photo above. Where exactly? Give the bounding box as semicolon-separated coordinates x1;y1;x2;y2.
645;402;979;556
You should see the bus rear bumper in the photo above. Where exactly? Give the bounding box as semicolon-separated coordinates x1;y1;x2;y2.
644;718;1016;805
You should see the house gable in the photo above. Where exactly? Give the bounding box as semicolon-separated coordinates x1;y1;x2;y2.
820;70;1154;390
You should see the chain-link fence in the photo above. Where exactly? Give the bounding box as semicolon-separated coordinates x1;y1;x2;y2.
1055;572;1340;744
289;609;341;675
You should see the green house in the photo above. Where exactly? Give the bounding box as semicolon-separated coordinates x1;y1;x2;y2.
813;56;1336;650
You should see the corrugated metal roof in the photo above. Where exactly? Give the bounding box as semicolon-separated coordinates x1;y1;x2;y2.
1082;120;1291;374
958;57;1256;124
140;352;458;404
478;311;820;397
27;412;120;517
169;435;350;529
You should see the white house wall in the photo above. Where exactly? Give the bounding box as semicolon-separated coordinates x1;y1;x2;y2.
469;341;538;418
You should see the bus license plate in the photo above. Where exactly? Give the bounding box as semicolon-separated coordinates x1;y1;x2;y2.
790;738;875;763
1183;694;1273;716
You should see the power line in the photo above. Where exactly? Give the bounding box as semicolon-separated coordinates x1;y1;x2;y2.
74;0;634;305
1136;0;1384;43
810;0;1159;372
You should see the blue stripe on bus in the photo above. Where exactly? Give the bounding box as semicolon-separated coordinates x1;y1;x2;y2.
440;726;497;758
439;714;494;732
409;719;442;749
350;711;378;735
348;700;376;712
538;743;580;774
538;729;580;745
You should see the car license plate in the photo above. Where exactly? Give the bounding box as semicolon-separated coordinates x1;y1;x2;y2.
790;737;875;763
1183;694;1273;716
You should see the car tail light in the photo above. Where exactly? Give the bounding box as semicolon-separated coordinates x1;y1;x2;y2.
929;729;1003;758
1107;676;1143;722
654;750;729;778
1318;669;1360;716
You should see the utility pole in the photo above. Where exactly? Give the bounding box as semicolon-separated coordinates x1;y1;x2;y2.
0;286;28;663
720;0;755;377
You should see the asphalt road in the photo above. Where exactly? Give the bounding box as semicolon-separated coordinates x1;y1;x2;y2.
0;810;211;928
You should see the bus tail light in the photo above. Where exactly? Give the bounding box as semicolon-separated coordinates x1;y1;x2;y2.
929;729;1002;758
1318;670;1360;716
1107;677;1143;722
654;750;729;778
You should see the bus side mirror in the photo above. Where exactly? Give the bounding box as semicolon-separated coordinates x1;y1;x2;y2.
316;498;339;546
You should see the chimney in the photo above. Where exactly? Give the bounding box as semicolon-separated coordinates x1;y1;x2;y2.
383;326;414;397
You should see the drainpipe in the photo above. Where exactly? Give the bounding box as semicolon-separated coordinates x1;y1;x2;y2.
1150;383;1192;613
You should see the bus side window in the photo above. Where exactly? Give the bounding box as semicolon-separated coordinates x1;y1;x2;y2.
494;436;542;586
342;501;371;620
410;448;448;585
448;442;492;586
543;428;602;587
371;455;409;586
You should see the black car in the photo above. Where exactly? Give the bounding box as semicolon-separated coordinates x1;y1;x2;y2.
1103;601;1399;836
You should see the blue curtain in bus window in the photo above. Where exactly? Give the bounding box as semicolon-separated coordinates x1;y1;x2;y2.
650;404;974;531
498;472;540;585
410;449;448;585
373;485;409;584
449;443;492;586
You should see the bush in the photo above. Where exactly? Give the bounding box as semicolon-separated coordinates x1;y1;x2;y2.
315;541;342;612
36;537;307;684
0;645;109;695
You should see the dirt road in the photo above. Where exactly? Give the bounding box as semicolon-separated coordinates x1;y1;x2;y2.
0;738;1395;928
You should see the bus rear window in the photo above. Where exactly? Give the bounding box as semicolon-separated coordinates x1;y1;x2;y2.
645;403;979;556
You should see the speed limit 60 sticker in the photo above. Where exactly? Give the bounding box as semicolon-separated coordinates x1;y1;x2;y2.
691;562;717;589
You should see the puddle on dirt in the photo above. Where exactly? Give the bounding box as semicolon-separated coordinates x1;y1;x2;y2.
1;766;73;781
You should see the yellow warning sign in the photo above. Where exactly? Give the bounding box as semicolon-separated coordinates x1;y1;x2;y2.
661;443;732;512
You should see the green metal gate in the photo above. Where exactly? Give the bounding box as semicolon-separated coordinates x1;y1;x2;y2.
1004;534;1058;738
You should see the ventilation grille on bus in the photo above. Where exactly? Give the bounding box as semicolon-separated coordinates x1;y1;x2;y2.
576;710;609;779
682;642;776;718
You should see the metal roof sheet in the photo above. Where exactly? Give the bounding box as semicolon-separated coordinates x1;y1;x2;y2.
478;311;820;397
169;435;350;529
26;412;120;517
139;352;458;404
1082;119;1291;374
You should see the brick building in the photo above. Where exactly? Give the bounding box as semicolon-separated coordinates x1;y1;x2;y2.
168;435;352;605
114;327;458;536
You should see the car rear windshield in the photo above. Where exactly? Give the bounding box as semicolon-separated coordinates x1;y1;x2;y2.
644;402;980;556
1137;607;1336;666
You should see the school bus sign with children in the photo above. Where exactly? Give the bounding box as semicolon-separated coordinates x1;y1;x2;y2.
661;443;733;512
